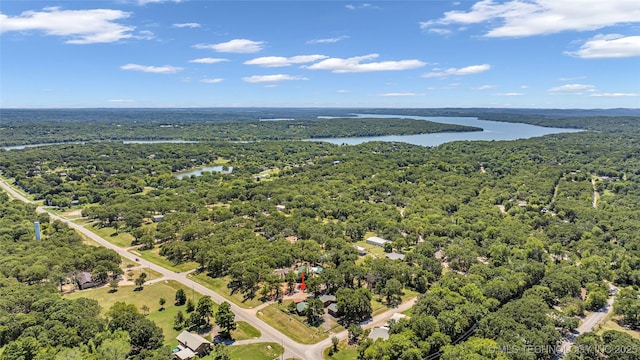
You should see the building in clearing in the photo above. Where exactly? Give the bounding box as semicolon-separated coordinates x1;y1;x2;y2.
152;214;164;223
366;236;391;247
354;246;367;256
385;252;406;261
77;271;97;290
174;331;211;360
319;294;336;307
327;303;340;317
296;301;308;315
368;326;390;341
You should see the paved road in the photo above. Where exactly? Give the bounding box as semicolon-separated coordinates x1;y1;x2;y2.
553;285;618;359
0;178;416;360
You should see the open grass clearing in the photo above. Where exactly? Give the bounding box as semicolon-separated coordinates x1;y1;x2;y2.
123;266;163;282
231;321;261;341
597;316;640;339
133;247;199;273
87;224;135;248
64;280;207;348
256;301;329;344
189;273;263;309
323;339;358;360
228;342;283;360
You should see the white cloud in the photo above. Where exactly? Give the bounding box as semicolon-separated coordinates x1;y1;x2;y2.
421;0;640;37
472;85;495;90
422;64;490;78
493;92;525;96
345;3;380;10
188;57;229;64
138;0;182;5
558;76;586;81
428;28;452;35
305;54;425;73
377;92;426;97
0;7;134;44
566;34;640;58
242;74;308;83
307;36;349;44
108;99;135;103
120;63;183;74
172;22;201;28
200;78;224;83
244;55;328;67
134;30;154;40
337;89;350;93
194;39;264;53
590;92;640;97
549;84;596;92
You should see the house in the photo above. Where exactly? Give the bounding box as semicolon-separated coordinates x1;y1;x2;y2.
368;327;390;341
152;214;164;223
174;331;211;360
327;303;340;317
354;246;367;256
319;294;336;307
387;313;408;326
385;252;405;261
366;236;391;247
273;268;290;277
77;271;97;290
296;301;308;315
276;205;286;211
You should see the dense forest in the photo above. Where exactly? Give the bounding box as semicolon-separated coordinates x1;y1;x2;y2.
1;111;640;359
0;195;170;359
0;112;480;146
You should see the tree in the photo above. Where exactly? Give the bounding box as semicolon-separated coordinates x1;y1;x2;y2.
175;288;187;305
348;324;364;344
306;298;324;326
109;279;119;293
215;302;237;338
196;296;215;326
331;336;339;352
174;310;185;330
614;287;640;327
141;304;150;316
337;287;372;324
98;330;132;360
159;298;166;311
186;298;195;313
135;272;147;290
213;343;231;360
381;278;403;307
285;270;297;294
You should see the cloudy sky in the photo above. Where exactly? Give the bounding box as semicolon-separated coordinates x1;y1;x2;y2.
1;0;639;108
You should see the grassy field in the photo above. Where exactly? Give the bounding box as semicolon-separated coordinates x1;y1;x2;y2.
88;224;135;247
132;247;199;273
323;340;358;360
64;280;207;348
122;266;164;282
228;342;283;360
597;316;640;339
231;321;262;341
371;289;419;316
256;302;329;344
189;273;263;309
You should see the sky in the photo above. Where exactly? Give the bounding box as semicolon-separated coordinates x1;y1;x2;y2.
1;0;639;108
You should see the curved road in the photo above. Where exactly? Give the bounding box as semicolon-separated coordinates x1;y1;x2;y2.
0;178;415;360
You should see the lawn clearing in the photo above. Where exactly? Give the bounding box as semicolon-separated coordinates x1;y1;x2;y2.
189;273;263;309
256;302;329;344
231;321;261;341
597;317;640;339
133;247;199;273
228;342;283;360
64;280;208;347
87;224;135;248
323;339;358;360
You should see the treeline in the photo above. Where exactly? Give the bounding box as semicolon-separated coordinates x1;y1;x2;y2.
0;195;167;359
0;114;480;146
2;129;640;358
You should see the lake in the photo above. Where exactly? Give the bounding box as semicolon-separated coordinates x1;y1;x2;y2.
3;115;583;151
309;114;583;146
174;166;233;179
